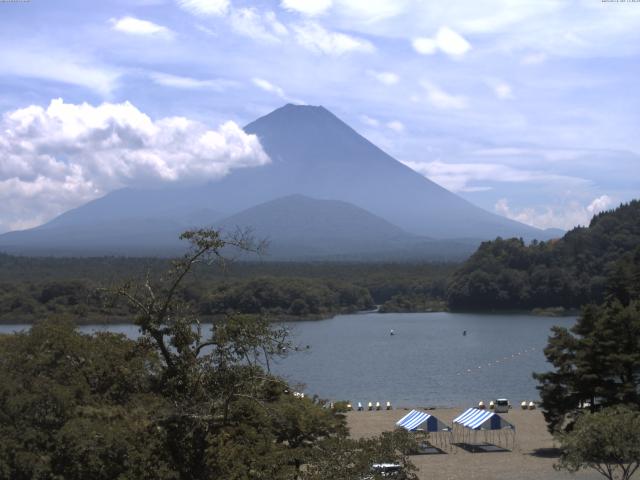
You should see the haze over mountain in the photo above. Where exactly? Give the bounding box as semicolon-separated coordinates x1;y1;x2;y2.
0;104;558;258
217;195;477;260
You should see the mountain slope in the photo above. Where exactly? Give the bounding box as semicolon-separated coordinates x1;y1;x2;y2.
234;104;547;239
215;195;476;260
0;104;553;257
0;187;223;255
217;194;412;256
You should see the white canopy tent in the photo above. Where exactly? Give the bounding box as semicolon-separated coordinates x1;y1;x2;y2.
396;410;452;450
452;408;516;451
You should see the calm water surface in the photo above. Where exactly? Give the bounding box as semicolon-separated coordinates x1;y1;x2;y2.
0;312;575;407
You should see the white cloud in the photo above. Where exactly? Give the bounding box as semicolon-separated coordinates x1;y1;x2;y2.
494;196;615;230
359;114;379;127
333;0;408;24
304;1;640;59
494;83;513;100
195;24;217;36
176;0;230;16
230;8;288;43
281;0;333;16
521;52;547;65
587;194;612;215
252;77;304;104
367;70;399;85
485;80;514;100
412;26;471;57
292;21;374;55
0;48;119;97
402;160;586;193
150;72;238;90
252;77;285;97
435;26;471;56
386;120;404;133
111;16;173;38
412;37;437;55
471;147;589;162
419;81;468;110
0;99;269;232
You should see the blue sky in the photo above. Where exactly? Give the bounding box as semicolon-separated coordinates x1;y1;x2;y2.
0;0;639;233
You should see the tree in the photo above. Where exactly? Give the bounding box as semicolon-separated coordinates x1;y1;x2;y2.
112;228;304;479
0;229;419;479
301;429;419;480
555;406;640;480
0;318;170;480
534;300;640;432
112;228;417;478
446;200;640;312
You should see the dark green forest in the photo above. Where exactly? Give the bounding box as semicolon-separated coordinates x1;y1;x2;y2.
447;200;640;311
0;256;453;323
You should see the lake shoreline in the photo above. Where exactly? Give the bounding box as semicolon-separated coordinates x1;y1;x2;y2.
0;305;580;326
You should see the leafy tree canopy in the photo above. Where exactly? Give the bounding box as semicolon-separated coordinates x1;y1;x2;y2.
534;245;640;433
447;200;640;311
0;229;418;479
555;406;640;480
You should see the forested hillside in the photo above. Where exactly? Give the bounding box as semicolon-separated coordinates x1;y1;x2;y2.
447;200;640;311
0;257;453;323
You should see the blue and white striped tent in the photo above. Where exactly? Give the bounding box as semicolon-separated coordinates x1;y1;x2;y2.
452;408;516;451
396;409;452;450
452;408;514;430
396;410;450;432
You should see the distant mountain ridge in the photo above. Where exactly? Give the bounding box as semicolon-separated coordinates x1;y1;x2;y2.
216;195;477;260
218;194;412;256
0;104;558;258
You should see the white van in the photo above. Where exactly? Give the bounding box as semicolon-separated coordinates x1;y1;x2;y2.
494;398;510;413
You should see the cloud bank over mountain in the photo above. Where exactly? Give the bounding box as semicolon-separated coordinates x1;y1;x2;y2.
0;99;269;232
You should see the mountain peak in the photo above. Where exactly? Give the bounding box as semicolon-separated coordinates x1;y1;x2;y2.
279;103;328;112
245;103;342;134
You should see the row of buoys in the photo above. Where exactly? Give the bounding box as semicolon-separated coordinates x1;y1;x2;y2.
520;401;536;410
455;347;538;376
349;401;393;411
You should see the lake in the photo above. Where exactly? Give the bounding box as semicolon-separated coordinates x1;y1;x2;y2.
0;312;576;408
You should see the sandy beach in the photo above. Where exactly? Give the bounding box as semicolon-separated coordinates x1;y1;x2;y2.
347;407;603;480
